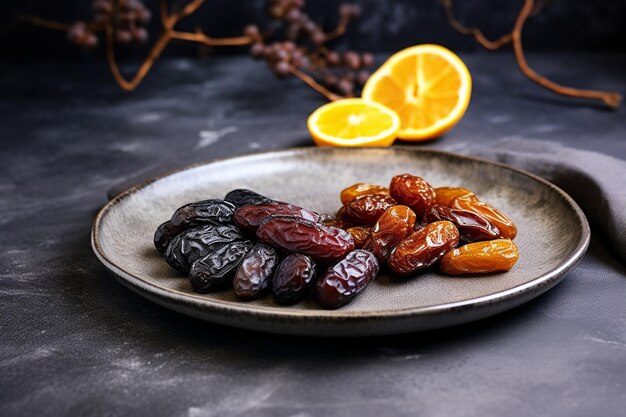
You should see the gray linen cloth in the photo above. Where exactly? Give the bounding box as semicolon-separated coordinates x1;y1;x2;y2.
453;138;626;263
108;138;626;262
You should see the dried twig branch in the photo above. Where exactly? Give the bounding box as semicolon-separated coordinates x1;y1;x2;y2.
18;15;71;32
289;66;342;101
441;0;622;109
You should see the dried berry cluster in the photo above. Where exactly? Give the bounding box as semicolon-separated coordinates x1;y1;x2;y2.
67;0;151;49
248;0;374;97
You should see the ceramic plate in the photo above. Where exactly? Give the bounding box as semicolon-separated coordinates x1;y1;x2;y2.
92;147;589;336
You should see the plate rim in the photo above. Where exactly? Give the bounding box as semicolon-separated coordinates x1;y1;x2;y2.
91;146;590;322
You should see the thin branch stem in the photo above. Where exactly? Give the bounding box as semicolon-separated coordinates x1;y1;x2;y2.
324;14;350;41
289;67;342;101
18;14;71;31
511;0;621;109
442;0;622;109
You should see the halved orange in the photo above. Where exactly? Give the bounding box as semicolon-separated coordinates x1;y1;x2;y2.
363;44;472;141
307;98;400;147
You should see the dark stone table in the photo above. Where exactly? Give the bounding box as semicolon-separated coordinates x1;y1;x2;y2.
1;53;625;417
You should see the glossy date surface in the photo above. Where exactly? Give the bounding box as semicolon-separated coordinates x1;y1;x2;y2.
340;183;390;205
388;221;459;275
451;196;517;239
389;174;436;216
189;240;254;293
170;199;236;228
164;225;243;272
344;194;397;225
315;250;379;309
272;253;317;305
234;201;320;232
440;239;519;275
256;216;354;262
421;204;499;242
233;244;279;300
224;189;272;208
363;205;416;262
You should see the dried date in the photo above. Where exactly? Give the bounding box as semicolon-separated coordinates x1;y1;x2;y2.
224;189;272;208
440;239;519;275
363;205;416;262
340;183;390;205
233;244;279;300
154;220;180;254
451;197;517;239
164;225;243;272
256;216;354;262
189;240;254;292
433;187;477;207
389;174;436;216
421;205;499;242
346;226;372;249
315;250;379;309
272;253;317;305
344;194;397;225
234;201;320;232
388;221;460;275
170;199;236;229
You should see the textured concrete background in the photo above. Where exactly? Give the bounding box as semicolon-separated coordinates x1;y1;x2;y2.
4;0;626;59
1;53;625;416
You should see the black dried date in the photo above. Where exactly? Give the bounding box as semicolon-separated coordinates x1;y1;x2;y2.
170;199;235;228
224;189;272;208
256;216;354;262
154;221;179;254
189;240;254;293
315;250;379;309
272;253;317;305
233;244;279;300
421;204;499;242
164;225;243;272
234;202;320;232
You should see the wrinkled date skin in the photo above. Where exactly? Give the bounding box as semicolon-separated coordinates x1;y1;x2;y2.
451;196;517;239
234;202;320;232
164;225;243;272
224;189;273;208
421;205;499;242
272;253;317;305
388;221;460;275
315;250;379;309
233;244;279;300
154;221;180;254
433;187;477;207
189;240;254;292
440;239;519;275
256;216;355;262
363;205;416;263
344;194;397;225
340;183;390;205
346;226;372;249
170;199;236;229
389;174;436;216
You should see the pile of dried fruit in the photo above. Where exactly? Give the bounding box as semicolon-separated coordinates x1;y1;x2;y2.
154;174;519;309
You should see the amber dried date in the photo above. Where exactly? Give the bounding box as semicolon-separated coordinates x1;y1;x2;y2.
344;194;397;225
451;197;517;239
389;174;436;216
170;199;235;229
272;253;317;305
189;240;254;292
363;205;416;262
224;189;272;208
154;221;180;254
340;183;390;205
433;187;477;207
233;244;279;300
164;225;243;272
421;205;499;242
346;226;372;249
234;201;320;232
256;216;354;262
388;221;459;275
315;250;379;309
440;239;519;275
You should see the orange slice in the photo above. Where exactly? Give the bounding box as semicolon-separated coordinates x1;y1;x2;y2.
362;44;472;141
307;98;400;147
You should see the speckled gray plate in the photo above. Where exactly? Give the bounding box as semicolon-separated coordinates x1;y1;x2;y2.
92;147;589;336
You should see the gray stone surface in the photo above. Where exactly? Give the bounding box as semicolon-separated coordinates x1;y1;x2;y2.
1;53;625;416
